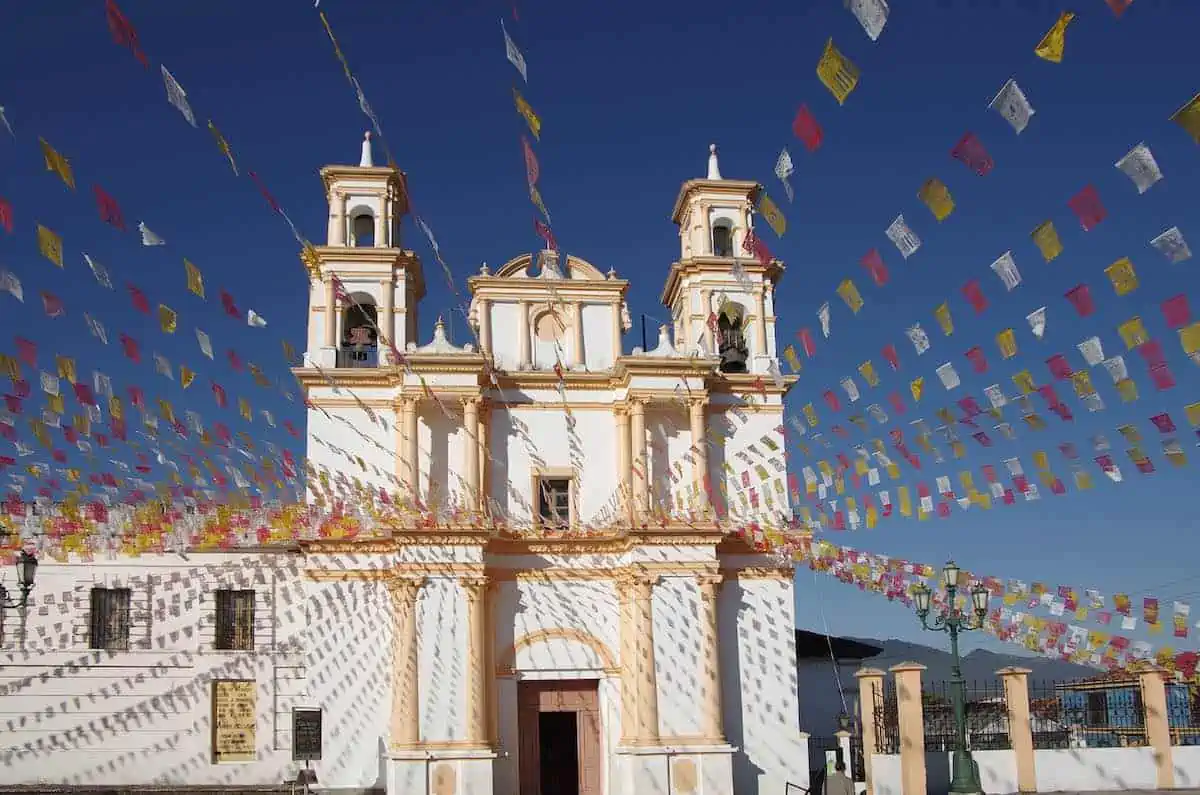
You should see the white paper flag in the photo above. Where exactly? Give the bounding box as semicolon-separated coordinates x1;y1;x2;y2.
247;309;267;328
905;324;930;355
886;214;921;259
866;404;888;424
1151;226;1191;263
936;475;952;495
153;354;173;381
195;329;214;359
83;313;108;345
1101;355;1127;383
846;0;889;41
39;372;59;396
1077;337;1105;367
818;302;831;337
82;254;113;290
935;362;960;390
0;106;11;137
990;251;1021;291
774;148;795;202
1115;142;1162;194
1083;393;1105;412
840;377;861;403
989;78;1035;134
93;371;112;397
984;385;1007;409
501;20;527;83
1026;307;1046;339
138;222;165;246
0;269;23;302
160;66;197;127
767;360;784;389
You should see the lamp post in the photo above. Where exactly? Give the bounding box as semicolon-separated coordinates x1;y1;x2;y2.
0;551;39;611
912;560;990;795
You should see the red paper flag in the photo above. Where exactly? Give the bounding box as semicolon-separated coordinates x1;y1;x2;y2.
211;381;228;408
823;390;841;412
41;292;64;318
0;198;11;233
792;105;823;152
965;346;988;373
1106;0;1132;17
227;349;243;372
882;344;899;371
220;289;240;319
105;0;148;67
1150;413;1176;433
1138;340;1165;367
961;280;988;314
860;248;889;287
248;171;282;215
533;218;556;251
120;333;141;363
127;385;144;409
951;132;994;176
1161;294;1191;329
1150;363;1175;391
14;337;36;367
797;328;816;357
1068;185;1107;231
1046;354;1073;380
743;231;772;266
73;383;96;405
1064;284;1094;317
93;185;126;230
521;136;539;188
127;284;150;314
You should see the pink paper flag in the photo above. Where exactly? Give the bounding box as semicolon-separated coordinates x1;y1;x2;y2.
951;132;994;176
1065;284;1094;317
1161;294;1191;329
1068;185;1107;231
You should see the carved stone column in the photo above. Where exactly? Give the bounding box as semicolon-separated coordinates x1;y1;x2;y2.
689;397;709;512
700;288;713;353
615;407;632;521
323;277;337;348
696;573;725;741
572;302;586;368
461;576;491;746
402;398;419;498
632;571;659;742
518;301;531;369
630;399;648;516
477;401;490;514
374;193;386;248
610;301;622;361
380;277;394;362
388;576;425;747
463;398;480;510
328;190;346;246
616;573;640;743
754;286;768;358
477;298;492;355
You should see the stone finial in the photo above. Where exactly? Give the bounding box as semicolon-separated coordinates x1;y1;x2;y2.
606;267;617;280
360;131;374;167
479;262;490;276
706;143;722;180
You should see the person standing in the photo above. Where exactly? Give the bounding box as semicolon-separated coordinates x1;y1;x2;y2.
823;760;854;795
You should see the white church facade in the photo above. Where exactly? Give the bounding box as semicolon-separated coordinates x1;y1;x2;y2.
0;138;809;794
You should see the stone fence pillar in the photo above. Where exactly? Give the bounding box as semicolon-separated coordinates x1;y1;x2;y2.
998;666;1036;792
889;662;927;795
855;667;886;795
1138;663;1174;789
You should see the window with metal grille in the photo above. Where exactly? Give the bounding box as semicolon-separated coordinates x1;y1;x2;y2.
537;478;571;528
215;589;255;651
89;587;132;651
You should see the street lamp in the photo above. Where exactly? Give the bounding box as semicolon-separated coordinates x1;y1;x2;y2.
912;560;990;795
0;551;38;611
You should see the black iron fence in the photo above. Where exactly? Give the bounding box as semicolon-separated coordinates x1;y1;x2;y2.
872;680;899;753
921;680;1013;751
1028;678;1147;748
1165;681;1200;746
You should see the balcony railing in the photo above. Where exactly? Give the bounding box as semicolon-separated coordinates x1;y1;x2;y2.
337;346;379;368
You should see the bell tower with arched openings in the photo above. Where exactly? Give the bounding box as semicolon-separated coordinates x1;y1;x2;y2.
662;144;784;376
304;132;425;370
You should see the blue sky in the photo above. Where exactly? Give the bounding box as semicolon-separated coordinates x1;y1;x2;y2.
1;0;1199;656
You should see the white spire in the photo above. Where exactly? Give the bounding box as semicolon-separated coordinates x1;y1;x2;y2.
706;143;722;180
359;131;374;167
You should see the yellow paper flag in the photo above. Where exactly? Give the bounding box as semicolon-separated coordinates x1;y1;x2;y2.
207;121;239;175
910;377;924;402
996;328;1018;359
1185;401;1200;427
56;355;76;383
1034;11;1075;64
1169;92;1200;144
918;178;954;221
784;344;802;372
803;403;819;427
38;138;75;190
1105;257;1138;296
239;398;252;422
1178;321;1200;355
816;38;860;105
837;279;863;314
1013;370;1036;394
180;366;195;389
934;302;953;336
756;191;787;238
513;88;541;140
1116;378;1138;403
37;224;63;268
1031;221;1063;262
1118;317;1149;349
858;360;879;387
158;305;177;334
184;259;205;299
1072;370;1095;397
898;486;912;517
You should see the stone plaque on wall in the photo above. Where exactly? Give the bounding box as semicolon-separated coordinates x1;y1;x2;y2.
292;707;323;761
212;679;257;762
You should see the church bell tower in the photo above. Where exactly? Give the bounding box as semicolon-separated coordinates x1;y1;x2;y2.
663;144;783;376
303;132;425;369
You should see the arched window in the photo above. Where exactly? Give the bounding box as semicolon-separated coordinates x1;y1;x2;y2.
350;212;375;247
340;296;379;367
716;302;749;374
533;311;564;370
712;222;733;257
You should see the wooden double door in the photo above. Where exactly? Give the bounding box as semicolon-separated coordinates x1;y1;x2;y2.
517;680;602;795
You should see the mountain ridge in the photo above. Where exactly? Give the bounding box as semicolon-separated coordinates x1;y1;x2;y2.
846;636;1098;686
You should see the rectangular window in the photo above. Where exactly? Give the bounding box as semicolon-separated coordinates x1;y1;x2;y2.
89;587;132;651
215;589;256;651
1086;691;1108;726
536;477;572;528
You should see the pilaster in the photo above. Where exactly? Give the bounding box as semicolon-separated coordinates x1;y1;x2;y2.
388;576;425;748
854;667;886;795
